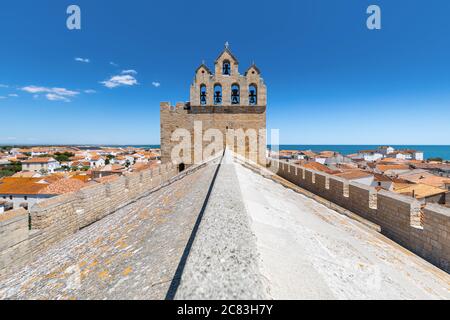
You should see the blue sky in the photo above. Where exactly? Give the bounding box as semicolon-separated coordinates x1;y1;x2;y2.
1;0;450;145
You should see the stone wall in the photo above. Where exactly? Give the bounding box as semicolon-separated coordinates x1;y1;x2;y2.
160;102;266;166
0;159;214;276
271;159;450;272
0;209;30;272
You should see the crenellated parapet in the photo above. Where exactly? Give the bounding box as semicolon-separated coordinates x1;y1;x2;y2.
0;156;220;276
264;158;450;273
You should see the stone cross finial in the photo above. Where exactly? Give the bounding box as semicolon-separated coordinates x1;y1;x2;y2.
225;41;230;49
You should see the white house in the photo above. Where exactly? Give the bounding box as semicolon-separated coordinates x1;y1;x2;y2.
0;178;54;211
412;151;424;161
394;152;410;160
378;146;395;156
89;156;106;168
392;150;424;161
314;156;327;165
358;150;384;162
21;157;60;173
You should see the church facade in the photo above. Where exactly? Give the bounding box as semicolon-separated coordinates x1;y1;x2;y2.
160;44;267;169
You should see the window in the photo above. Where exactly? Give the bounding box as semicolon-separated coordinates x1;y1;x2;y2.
231;84;240;105
24;196;28;200
9;196;12;200
200;84;207;105
249;84;257;105
223;60;231;75
214;84;222;105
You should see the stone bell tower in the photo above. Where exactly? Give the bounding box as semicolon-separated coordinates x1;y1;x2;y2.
160;43;267;169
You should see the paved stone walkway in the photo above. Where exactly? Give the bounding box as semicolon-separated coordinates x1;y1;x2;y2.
0;164;217;300
235;161;450;299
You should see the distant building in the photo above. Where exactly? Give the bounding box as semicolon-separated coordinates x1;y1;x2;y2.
21;158;60;173
397;169;450;188
333;170;375;186
379;146;395;155
303;162;338;174
91;164;126;180
0;177;85;210
392;150;424;161
89;156;106;168
394;183;447;205
375;164;410;176
357;150;384;162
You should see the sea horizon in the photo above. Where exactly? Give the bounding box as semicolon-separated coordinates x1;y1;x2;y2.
3;144;449;160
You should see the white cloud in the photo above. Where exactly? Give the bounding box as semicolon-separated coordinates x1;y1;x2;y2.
152;82;161;88
110;61;119;67
101;75;138;89
21;86;47;94
46;93;70;102
84;89;96;94
75;57;90;63
8;94;18;97
121;69;137;75
21;85;80;102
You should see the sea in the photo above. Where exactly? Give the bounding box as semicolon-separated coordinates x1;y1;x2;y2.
112;145;450;161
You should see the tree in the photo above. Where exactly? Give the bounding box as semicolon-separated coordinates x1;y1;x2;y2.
428;157;443;162
0;161;22;178
53;152;75;162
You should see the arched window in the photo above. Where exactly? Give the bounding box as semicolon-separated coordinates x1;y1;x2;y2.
200;84;207;105
249;84;257;105
214;84;222;105
231;84;240;105
223;60;231;75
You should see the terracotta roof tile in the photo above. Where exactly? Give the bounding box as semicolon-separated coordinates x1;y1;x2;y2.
394;183;448;199
38;178;86;195
333;170;373;180
303;162;338;174
22;157;57;164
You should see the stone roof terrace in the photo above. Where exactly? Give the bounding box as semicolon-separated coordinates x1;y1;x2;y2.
1;151;449;299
